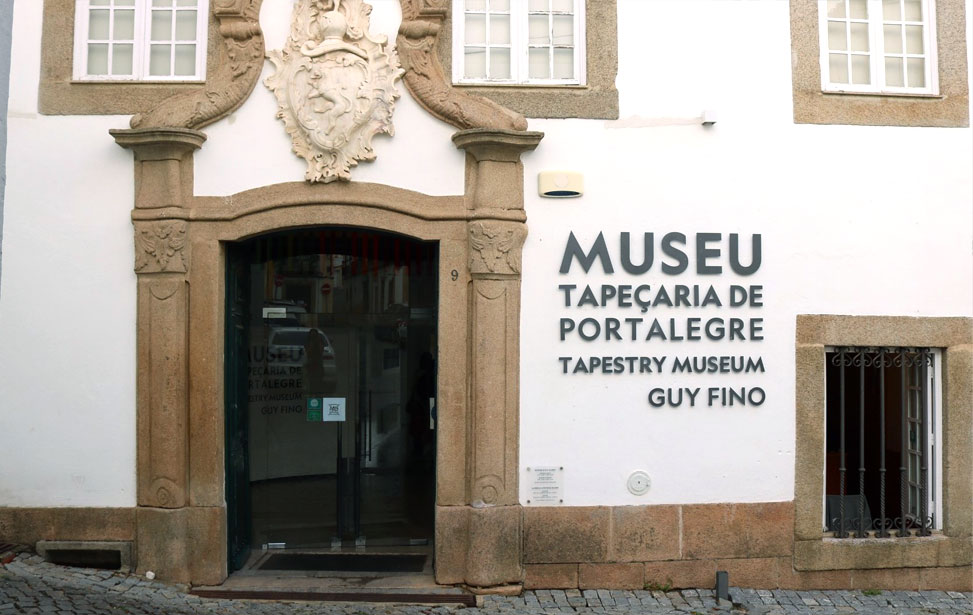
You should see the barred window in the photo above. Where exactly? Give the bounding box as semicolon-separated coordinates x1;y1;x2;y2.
824;347;941;538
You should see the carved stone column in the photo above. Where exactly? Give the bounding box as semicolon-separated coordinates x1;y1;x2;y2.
452;129;542;589
111;128;222;584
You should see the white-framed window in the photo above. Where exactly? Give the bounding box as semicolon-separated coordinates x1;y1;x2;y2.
73;0;208;82
823;347;943;538
452;0;585;85
819;0;938;94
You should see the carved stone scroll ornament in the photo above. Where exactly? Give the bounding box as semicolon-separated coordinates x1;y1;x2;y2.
131;0;265;130
469;222;525;275
135;221;189;273
397;0;528;132
266;0;404;183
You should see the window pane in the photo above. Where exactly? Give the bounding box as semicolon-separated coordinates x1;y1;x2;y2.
114;9;135;40
882;0;900;20
850;22;869;51
829;53;849;83
489;0;509;10
827;0;846;18
528;0;548;10
464;47;486;78
153;0;174;6
466;0;486;10
884;24;903;53
152;10;173;41
528;47;549;78
907;57;925;86
175;10;197;40
489;14;510;44
528;15;549;45
89;9;110;40
174;44;196;75
903;0;922;21
150;43;172;75
87;43;109;74
465;14;485;44
553;14;573;45
116;0;135;5
489;47;510;79
828;21;847;51
552;0;574;11
553;47;573;78
112;43;134;75
885;57;904;86
849;0;867;18
851;54;870;84
176;0;198;5
905;25;923;53
90;0;110;5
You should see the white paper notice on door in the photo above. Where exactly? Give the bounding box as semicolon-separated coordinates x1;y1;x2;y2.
321;397;346;422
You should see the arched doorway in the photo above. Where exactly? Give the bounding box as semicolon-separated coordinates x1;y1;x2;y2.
225;228;439;572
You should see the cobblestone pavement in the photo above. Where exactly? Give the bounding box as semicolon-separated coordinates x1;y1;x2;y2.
1;553;971;615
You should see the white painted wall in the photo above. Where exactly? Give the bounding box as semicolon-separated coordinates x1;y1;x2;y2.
0;2;137;506
0;0;969;508
518;0;973;505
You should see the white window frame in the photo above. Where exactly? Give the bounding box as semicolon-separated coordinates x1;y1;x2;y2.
452;0;586;86
818;0;939;95
73;0;209;82
821;347;943;534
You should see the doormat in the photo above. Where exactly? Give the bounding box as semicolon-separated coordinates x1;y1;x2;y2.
258;553;426;573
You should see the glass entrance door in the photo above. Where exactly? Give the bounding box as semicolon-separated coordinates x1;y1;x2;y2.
226;229;438;566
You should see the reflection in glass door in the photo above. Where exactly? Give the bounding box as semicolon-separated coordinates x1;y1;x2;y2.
226;229;438;566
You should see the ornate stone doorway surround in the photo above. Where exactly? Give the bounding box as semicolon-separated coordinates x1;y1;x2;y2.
107;0;542;590
111;131;541;588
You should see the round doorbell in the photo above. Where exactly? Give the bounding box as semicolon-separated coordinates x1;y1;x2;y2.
627;471;651;496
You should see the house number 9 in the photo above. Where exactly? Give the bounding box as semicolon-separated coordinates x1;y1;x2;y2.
451;270;459;281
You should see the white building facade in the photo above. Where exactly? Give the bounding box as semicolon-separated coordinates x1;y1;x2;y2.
0;0;970;592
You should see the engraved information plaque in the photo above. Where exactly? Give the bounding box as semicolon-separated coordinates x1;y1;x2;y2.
526;466;563;505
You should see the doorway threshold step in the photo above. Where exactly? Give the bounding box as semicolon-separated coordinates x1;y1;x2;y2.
190;587;475;606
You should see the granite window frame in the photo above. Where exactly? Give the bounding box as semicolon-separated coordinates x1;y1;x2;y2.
440;0;618;119
794;315;972;572
39;0;219;116
790;0;969;126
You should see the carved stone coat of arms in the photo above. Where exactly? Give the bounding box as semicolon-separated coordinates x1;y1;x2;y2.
266;0;404;183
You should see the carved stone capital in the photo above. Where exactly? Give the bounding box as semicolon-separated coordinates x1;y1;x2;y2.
135;221;189;274
454;129;543;212
130;1;265;130
397;4;527;131
112;128;206;210
469;221;525;276
110;128;208;159
452;128;544;161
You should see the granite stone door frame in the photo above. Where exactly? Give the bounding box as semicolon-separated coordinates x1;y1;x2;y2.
111;127;542;589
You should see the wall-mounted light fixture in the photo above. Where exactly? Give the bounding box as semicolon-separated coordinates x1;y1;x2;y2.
538;171;584;198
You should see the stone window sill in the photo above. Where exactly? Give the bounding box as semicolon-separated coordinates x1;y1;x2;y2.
794;534;970;571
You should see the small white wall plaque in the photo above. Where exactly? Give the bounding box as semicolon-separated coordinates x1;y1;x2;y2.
526;466;563;505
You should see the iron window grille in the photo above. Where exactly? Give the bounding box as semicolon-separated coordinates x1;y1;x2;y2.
824;346;941;538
